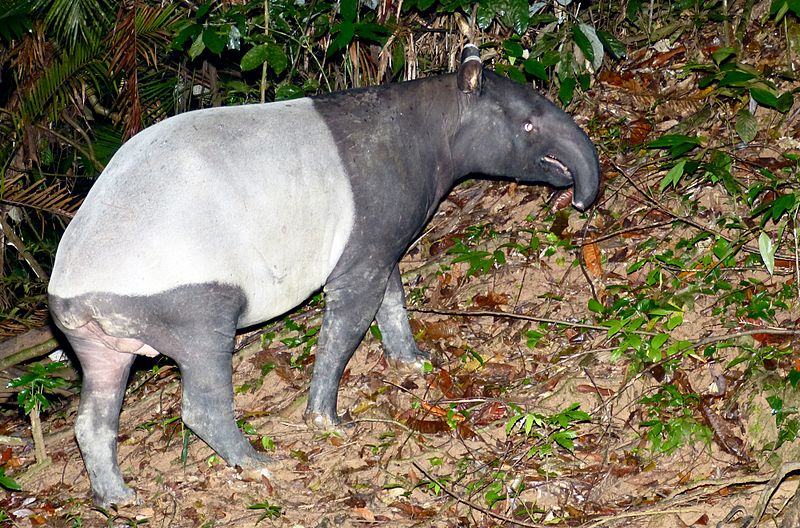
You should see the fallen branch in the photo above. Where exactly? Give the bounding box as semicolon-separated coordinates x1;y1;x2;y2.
0;326;55;361
0;329;59;371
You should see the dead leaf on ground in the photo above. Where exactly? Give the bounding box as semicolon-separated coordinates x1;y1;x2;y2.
583;240;603;278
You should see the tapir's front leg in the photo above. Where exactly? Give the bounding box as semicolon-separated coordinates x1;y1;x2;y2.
375;265;429;366
305;268;390;428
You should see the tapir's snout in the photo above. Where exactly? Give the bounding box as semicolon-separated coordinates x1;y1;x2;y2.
540;119;601;211
568;138;601;211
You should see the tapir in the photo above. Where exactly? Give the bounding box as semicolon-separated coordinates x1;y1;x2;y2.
48;45;600;506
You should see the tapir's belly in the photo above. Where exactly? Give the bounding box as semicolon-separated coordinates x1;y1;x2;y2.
48;99;355;327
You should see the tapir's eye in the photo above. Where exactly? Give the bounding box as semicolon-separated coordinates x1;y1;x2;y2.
523;121;536;133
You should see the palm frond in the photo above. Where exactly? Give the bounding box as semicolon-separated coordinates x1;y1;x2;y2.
108;3;181;138
0;0;35;44
0;173;81;218
19;41;105;124
36;0;114;50
87;124;122;168
138;70;177;125
135;3;181;66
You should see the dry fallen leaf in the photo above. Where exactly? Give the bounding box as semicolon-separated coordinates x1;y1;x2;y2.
353;507;376;522
583;240;603;278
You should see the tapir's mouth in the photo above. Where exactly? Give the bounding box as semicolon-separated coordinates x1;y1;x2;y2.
542;155;570;175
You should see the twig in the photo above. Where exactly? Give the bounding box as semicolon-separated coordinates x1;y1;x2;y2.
0;214;48;280
407;306;659;336
582;506;704;528
350;417;413;433
411;461;547;527
35;124;104;174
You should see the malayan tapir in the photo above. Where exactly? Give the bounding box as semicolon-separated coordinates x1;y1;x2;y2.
48;44;600;506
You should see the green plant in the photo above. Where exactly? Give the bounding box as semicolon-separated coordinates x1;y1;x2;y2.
467;471;525;508
639;385;712;454
280;318;319;368
0;466;21;491
765;393;800;450
447;223;508;278
248;500;283;523
588;294;688;371
505;403;590;458
8;361;68;466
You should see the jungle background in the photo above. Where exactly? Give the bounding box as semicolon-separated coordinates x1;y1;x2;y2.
1;0;800;526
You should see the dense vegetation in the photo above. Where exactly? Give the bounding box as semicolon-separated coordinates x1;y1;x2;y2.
1;0;800;525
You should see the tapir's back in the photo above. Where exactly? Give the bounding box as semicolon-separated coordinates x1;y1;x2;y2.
49;98;355;327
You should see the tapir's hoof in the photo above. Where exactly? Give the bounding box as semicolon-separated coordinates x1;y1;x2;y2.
93;485;138;509
236;451;272;467
386;347;431;371
303;410;346;431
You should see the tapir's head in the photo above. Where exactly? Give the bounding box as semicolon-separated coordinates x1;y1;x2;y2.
452;44;601;210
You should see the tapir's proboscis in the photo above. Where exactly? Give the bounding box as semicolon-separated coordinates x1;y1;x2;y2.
48;45;601;506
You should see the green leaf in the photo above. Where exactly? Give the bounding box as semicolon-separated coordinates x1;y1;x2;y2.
571;24;594;66
504;0;530;34
475;3;494;30
575;23;604;70
735;108;758;143
758;231;775;275
340;0;357;23
241;43;288;74
559;76;576;105
275;83;304;100
777;92;794;113
0;468;21;491
711;47;737;65
353;22;389;43
328;22;354;55
718;69;757;87
523;58;548;81
202;27;225;55
659;159;686;191
597;30;626;59
626;0;641;20
666;314;683;330
188;32;205;60
196;1;212;18
751;86;779;108
504;39;524;59
587;298;604;313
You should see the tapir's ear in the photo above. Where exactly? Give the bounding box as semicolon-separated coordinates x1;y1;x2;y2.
457;44;482;94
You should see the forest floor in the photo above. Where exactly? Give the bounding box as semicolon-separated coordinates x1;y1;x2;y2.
3;11;800;528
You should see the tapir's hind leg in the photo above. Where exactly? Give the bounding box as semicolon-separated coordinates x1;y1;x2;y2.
174;347;269;468
65;328;137;506
375;265;429;366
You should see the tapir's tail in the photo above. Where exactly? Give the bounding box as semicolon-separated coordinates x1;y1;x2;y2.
49;295;93;332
